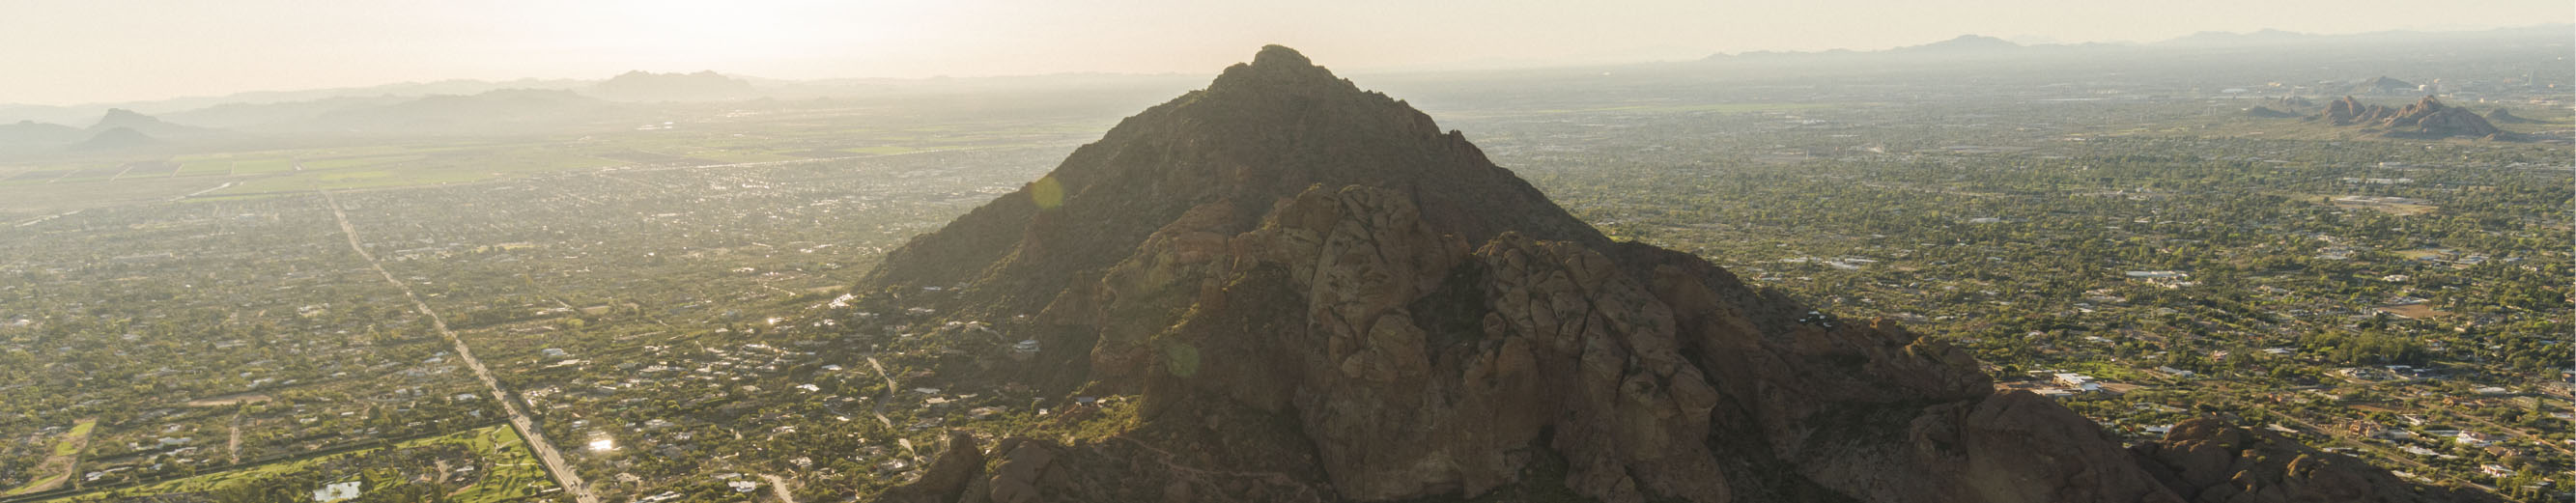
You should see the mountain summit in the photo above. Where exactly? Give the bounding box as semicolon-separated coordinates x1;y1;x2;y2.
857;46;2493;503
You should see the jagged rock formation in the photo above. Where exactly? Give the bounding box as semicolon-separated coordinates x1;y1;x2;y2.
2321;96;2385;125
2320;96;2505;139
879;431;987;503
2133;419;2500;503
858;45;2491;503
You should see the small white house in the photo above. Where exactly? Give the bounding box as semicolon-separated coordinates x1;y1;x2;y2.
313;481;363;503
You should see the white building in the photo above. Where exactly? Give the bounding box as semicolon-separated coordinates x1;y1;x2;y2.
313;481;363;503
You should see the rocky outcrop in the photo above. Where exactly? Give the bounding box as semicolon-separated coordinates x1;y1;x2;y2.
2322;96;2388;125
877;431;988;503
2320;96;2505;139
2132;419;2501;503
2380;97;2501;137
856;45;2487;503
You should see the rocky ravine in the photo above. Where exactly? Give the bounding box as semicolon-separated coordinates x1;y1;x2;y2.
858;45;2495;503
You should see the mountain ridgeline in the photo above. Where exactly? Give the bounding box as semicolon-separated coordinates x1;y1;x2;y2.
853;46;2494;503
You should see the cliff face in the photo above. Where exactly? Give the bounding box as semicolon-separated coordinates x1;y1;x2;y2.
860;46;2487;503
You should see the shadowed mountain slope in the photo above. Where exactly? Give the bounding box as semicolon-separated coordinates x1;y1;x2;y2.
855;45;2496;503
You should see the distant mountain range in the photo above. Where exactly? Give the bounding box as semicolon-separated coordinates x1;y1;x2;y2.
0;86;659;154
0;77;592;126
1701;24;2571;62
586;70;758;102
0;108;231;154
0;70;753;126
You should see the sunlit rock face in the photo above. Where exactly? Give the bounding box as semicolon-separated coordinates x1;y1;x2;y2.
858;45;2488;503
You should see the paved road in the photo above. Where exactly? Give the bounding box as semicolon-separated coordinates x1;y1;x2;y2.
321;189;602;503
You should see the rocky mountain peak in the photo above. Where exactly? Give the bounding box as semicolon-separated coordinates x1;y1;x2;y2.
856;46;2492;503
2323;95;2505;138
859;45;1597;319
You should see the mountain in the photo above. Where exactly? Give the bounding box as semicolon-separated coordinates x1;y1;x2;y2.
853;45;2493;503
2322;96;2505;139
2351;76;2419;95
2159;28;2312;47
2484;107;2536;124
1706;34;2035;62
88;108;210;138
70;126;158;151
1896;34;2023;54
0;110;203;153
2156;24;2574;48
0;121;85;149
159;96;413;130
1695;24;2570;68
0;77;589;125
584;70;758;102
2242;106;2300;118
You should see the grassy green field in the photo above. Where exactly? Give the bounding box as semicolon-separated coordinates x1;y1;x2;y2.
40;425;555;503
2;419;97;497
51;422;94;458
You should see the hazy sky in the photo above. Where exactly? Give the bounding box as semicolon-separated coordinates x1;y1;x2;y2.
4;0;2567;105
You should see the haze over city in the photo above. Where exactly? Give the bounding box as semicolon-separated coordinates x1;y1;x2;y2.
0;2;2569;503
2;0;2568;104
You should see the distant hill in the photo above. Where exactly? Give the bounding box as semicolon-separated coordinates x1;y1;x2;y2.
2349;76;2418;95
0;110;208;154
307;89;630;135
2321;96;2508;139
1706;34;2038;62
2242;106;2300;118
1699;24;2573;66
70;126;158;151
161;96;413;129
0;77;589;125
89;108;212;138
2156;29;2312;47
0;121;85;149
1896;34;2022;54
2484;107;2537;124
584;70;758;102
